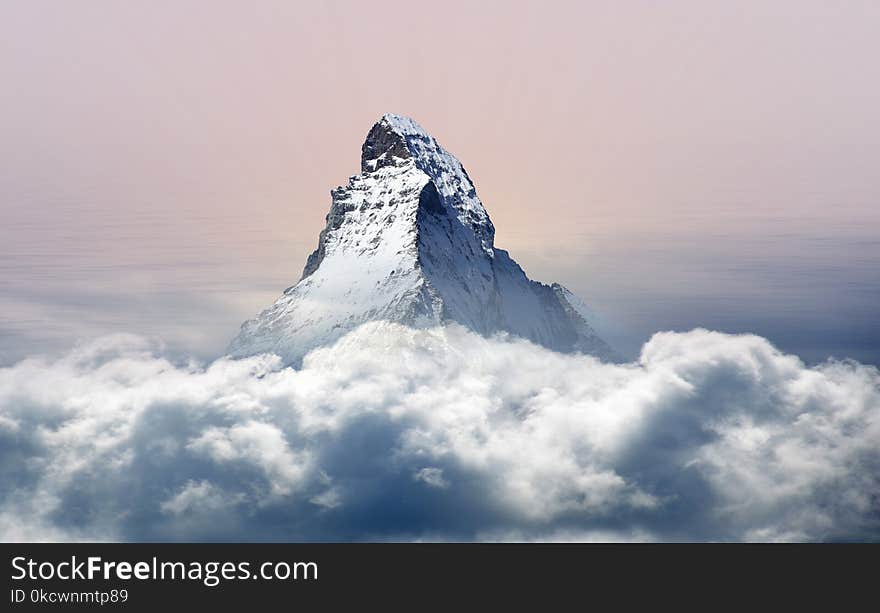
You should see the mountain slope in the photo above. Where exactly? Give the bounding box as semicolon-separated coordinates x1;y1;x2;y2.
229;113;614;363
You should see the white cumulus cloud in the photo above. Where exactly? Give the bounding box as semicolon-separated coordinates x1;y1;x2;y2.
0;323;877;542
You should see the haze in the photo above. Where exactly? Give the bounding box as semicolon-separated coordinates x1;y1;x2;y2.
1;1;878;364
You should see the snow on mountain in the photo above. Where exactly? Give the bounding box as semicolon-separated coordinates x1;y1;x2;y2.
228;113;615;363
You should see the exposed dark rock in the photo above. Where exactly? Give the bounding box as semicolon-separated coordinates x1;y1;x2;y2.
361;119;412;173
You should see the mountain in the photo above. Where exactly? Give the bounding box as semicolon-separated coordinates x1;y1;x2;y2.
228;113;614;363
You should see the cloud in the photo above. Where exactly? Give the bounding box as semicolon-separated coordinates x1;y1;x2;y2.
413;468;449;489
0;323;878;542
159;480;245;516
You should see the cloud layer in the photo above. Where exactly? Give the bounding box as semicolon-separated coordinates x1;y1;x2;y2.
1;323;878;542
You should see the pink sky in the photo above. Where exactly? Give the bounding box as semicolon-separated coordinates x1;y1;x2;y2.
1;1;878;362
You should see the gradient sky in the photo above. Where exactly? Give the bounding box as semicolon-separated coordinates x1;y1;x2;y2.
1;1;878;364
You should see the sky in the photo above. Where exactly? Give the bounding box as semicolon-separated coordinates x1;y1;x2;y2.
1;0;879;365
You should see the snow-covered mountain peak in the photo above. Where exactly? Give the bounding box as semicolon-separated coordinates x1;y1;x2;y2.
362;113;494;251
359;113;417;172
229;114;615;364
380;112;429;134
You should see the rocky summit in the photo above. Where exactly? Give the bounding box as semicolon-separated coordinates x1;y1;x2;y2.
229;113;614;363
